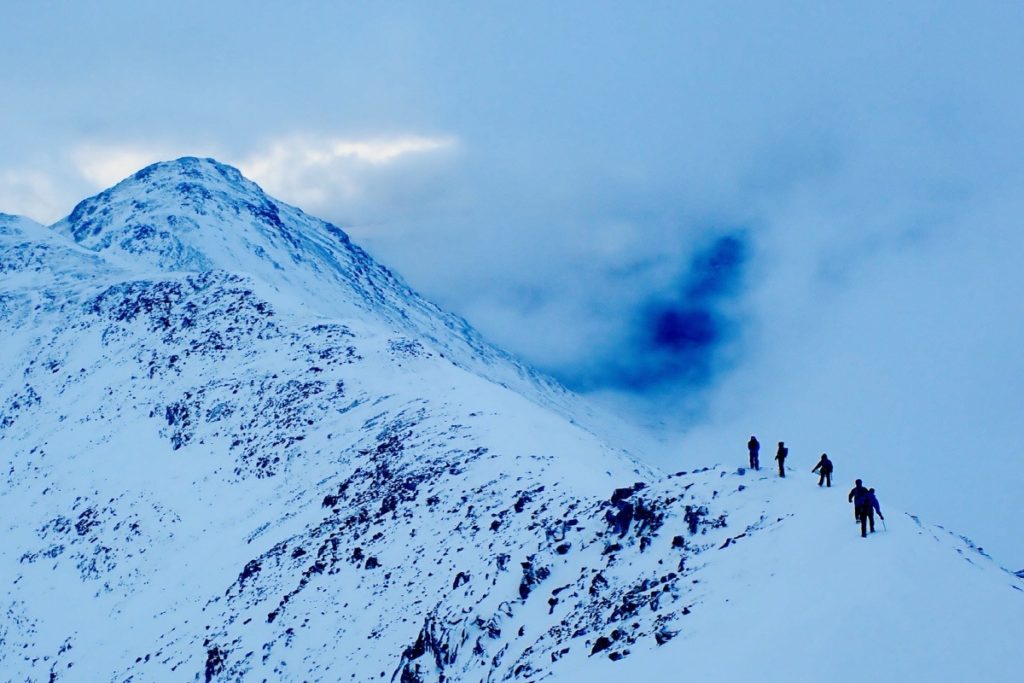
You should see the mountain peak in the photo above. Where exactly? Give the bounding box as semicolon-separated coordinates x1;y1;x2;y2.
54;155;334;277
60;156;278;254
128;156;256;194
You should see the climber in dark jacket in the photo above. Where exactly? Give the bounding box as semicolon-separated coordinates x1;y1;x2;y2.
848;480;872;537
775;442;788;477
864;488;884;534
748;436;760;470
811;454;833;487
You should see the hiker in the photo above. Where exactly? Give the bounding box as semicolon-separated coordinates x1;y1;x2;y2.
848;479;872;537
811;454;833;487
775;442;788;477
748;436;760;470
865;488;884;534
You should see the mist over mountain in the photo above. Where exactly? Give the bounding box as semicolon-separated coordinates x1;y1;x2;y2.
1;159;1020;682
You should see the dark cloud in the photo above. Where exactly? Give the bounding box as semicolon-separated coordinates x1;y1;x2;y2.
580;232;750;393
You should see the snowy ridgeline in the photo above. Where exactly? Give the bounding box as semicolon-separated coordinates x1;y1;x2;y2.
1;162;1022;683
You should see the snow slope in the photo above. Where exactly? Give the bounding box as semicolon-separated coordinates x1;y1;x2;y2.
1;162;1021;683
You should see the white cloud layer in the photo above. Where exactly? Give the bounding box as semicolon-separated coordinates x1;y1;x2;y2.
0;134;458;224
236;134;458;209
70;143;185;190
0;168;64;223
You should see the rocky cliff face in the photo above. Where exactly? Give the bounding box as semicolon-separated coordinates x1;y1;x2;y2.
1;162;1020;683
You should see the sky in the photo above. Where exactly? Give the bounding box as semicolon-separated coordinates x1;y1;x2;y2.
2;1;1023;565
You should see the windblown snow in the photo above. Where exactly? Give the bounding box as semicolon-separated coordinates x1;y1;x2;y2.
1;160;1020;683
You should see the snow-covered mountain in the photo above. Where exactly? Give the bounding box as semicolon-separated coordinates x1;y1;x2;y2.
1;161;1021;683
48;158;562;402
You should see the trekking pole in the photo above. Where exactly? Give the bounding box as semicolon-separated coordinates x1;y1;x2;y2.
881;517;887;532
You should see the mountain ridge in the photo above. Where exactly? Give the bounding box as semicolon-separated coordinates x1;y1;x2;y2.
1;160;1020;682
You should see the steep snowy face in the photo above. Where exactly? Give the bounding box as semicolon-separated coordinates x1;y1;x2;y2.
52;157;555;396
0;224;664;682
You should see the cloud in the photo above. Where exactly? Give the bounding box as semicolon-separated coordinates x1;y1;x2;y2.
235;134;459;210
59;133;458;217
0;168;65;223
552;231;751;394
71;143;189;189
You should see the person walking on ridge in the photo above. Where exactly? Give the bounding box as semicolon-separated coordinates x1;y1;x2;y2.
848;479;871;537
775;442;788;477
865;488;884;533
811;454;833;487
748;436;760;471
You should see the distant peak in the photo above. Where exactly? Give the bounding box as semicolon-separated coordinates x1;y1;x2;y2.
56;154;288;257
128;156;254;191
60;155;275;233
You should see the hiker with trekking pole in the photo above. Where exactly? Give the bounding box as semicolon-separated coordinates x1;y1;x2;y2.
868;488;885;532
